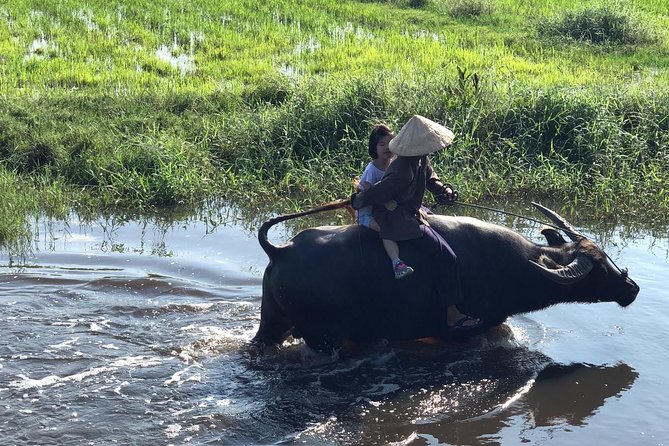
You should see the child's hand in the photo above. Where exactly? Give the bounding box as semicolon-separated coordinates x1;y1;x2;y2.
359;181;372;191
384;200;397;211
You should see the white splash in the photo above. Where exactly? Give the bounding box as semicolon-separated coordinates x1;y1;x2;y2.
47;337;79;351
10;366;110;390
52;321;77;328
9;355;167;390
110;355;164;368
165;423;182;439
388;432;420;446
164;365;202;386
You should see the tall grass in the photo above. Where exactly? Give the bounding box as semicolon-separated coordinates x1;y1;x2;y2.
1;70;668;248
537;3;658;46
1;0;669;249
0;92;224;208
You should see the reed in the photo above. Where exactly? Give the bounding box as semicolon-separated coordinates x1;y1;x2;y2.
1;0;668;249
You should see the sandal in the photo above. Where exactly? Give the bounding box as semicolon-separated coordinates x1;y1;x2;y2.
448;315;484;333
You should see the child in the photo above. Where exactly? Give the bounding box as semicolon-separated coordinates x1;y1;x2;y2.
356;123;415;280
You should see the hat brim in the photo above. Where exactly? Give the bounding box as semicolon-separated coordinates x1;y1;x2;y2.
389;115;454;156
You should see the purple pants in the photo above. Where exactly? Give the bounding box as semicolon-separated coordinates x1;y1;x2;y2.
416;224;457;262
412;224;463;307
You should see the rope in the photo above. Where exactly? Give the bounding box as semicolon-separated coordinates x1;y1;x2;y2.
435;201;626;275
450;201;553;227
255;196;626;276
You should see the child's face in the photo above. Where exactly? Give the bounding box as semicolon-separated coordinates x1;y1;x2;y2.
376;134;394;161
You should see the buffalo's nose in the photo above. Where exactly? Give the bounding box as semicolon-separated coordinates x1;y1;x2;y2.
628;277;640;296
622;277;640;306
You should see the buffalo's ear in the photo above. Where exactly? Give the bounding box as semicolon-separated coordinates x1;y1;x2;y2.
532;202;585;241
540;226;567;246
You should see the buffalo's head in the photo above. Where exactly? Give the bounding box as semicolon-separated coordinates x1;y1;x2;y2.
529;203;640;307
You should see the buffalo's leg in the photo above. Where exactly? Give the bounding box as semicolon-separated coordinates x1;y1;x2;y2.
252;281;292;346
302;328;345;354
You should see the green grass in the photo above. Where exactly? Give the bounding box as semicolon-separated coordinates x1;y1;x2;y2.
1;0;669;249
2;0;667;91
537;3;659;46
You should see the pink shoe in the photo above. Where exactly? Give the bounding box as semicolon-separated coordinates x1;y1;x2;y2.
394;262;414;280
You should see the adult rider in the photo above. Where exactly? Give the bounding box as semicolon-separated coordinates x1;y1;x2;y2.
350;114;483;334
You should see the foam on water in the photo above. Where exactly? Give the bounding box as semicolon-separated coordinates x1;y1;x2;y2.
8;355;168;391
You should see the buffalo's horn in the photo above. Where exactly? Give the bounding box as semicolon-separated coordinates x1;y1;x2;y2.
531;202;585;241
530;255;594;285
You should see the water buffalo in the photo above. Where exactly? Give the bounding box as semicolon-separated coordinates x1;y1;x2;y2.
253;202;639;352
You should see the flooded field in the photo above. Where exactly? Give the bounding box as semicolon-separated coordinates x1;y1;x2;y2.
1;205;668;445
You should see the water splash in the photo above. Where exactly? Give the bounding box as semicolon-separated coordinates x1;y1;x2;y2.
73;9;98;31
154;33;201;76
26;34;57;60
294;36;320;55
328;22;375;42
155;45;195;76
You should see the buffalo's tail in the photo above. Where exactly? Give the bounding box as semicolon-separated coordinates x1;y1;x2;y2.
258;198;353;259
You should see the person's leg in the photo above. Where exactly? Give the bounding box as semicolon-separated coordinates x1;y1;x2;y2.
368;219;397;261
381;239;414;279
447;305;480;328
367;218;413;279
414;225;481;330
382;238;399;259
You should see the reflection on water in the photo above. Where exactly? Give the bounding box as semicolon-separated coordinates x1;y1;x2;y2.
0;203;668;445
522;362;637;427
437;362;639;446
366;363;637;444
8;200;669;262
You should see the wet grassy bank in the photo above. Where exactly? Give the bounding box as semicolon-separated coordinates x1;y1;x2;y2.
1;0;669;249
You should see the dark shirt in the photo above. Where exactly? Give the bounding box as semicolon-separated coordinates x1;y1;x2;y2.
353;155;445;241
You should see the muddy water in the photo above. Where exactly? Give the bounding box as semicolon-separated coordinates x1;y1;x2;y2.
0;206;667;445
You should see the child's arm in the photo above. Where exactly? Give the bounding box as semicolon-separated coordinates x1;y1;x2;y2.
359;181;373;191
352;158;413;209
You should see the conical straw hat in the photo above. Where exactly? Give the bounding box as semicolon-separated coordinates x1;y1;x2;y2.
389;115;454;156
